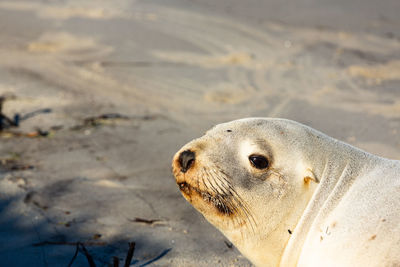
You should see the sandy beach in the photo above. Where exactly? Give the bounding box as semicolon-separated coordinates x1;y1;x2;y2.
0;0;399;266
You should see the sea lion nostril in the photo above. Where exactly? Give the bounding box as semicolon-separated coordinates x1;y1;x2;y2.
178;150;196;173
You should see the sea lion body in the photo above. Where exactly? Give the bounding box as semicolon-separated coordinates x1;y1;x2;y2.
172;118;400;267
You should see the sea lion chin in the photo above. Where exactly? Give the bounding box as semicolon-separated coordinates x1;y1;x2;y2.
172;118;400;267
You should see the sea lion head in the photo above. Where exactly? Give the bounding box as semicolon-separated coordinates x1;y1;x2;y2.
172;118;320;266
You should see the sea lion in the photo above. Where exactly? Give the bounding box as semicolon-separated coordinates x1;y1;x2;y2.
172;118;400;267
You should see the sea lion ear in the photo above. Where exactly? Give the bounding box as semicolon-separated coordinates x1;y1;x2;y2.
303;168;319;184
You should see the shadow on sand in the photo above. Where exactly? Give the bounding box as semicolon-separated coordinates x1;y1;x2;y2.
0;195;172;267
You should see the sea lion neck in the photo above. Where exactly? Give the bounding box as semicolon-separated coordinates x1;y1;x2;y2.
280;129;379;266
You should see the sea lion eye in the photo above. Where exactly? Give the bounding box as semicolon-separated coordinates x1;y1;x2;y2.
249;155;269;169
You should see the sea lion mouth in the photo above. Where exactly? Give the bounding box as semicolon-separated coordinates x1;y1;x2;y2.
178;181;192;196
177;181;234;216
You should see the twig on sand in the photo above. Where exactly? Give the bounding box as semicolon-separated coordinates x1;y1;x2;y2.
19;108;52;121
129;217;161;225
123;242;136;267
0;158;34;172
113;256;120;267
67;242;96;267
35;239;169;267
0;96;18;130
70;113;130;130
67;243;80;267
79;243;96;267
0;95;52;131
83;113;129;127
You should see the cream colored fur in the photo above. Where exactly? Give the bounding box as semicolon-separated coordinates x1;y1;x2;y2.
172;118;400;267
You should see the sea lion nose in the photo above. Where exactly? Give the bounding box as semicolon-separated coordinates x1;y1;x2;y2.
178;150;195;173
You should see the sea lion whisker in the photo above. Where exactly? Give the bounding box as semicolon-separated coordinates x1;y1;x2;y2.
202;171;240;217
213;194;231;215
229;195;255;230
216;182;256;231
204;168;227;195
214;168;232;184
222;195;240;215
215;193;236;216
220;196;234;215
202;168;216;193
216;173;239;196
204;170;220;195
238;201;257;233
200;168;209;191
215;167;231;179
210;169;230;195
213;175;234;195
203;171;227;208
229;190;257;231
211;175;257;230
204;175;219;198
210;168;237;197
